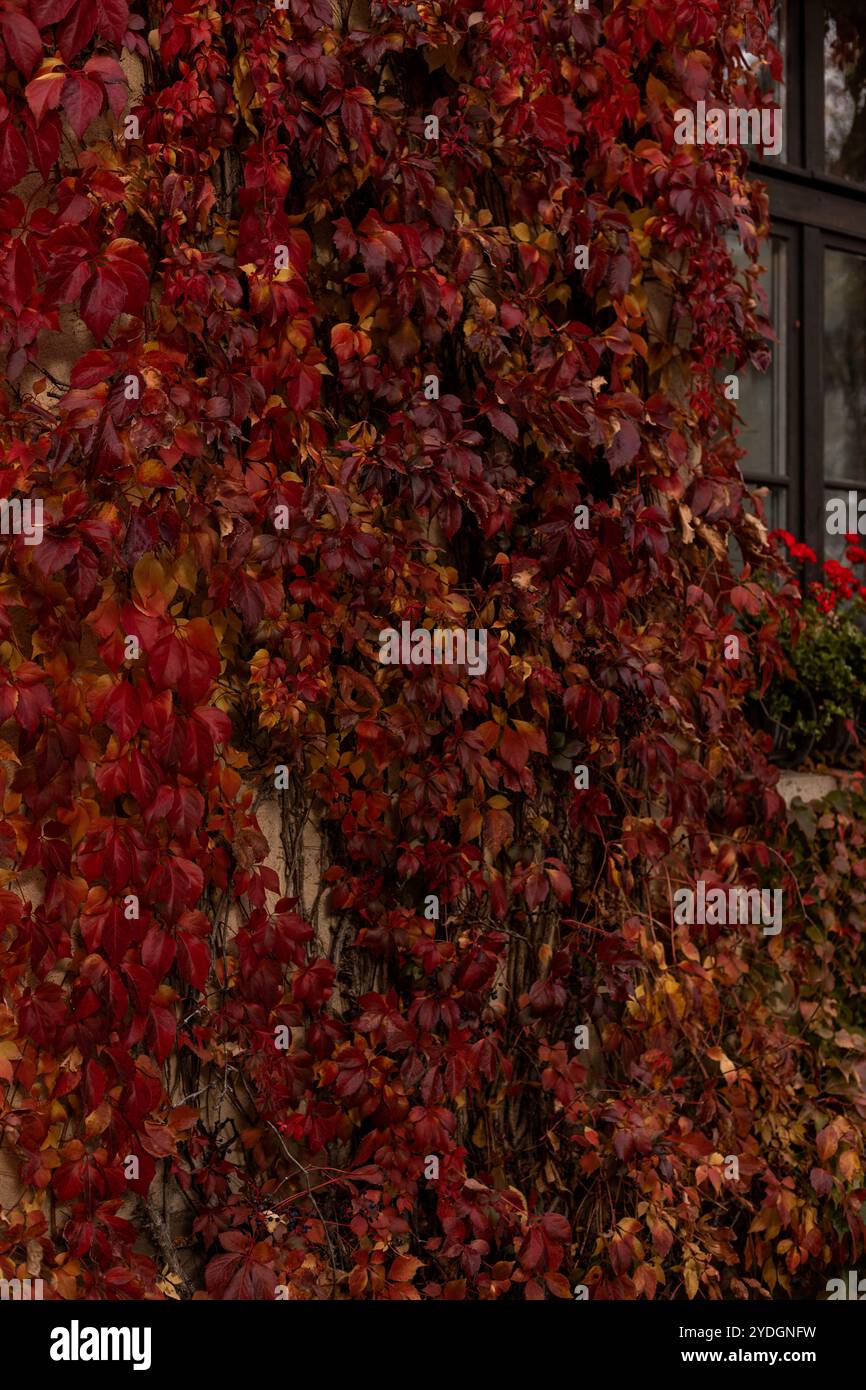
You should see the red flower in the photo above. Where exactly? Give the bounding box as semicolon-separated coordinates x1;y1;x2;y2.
771;529;817;564
822;559;856;598
809;581;837;614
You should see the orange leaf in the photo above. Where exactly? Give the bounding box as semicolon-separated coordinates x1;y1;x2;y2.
389;1255;422;1283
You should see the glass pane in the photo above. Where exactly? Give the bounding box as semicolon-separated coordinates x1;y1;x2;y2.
825;3;866;182
767;487;787;531
739;4;783;162
748;486;787;532
824;490;863;560
737;238;787;477
729;489;787;577
750;3;787;163
824;249;866;481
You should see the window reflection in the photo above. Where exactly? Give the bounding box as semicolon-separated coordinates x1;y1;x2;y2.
824;248;866;482
748;487;787;531
825;3;866;182
824;492;864;561
744;2;786;163
737;238;787;478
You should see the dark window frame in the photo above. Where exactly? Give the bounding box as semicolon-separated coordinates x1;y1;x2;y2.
736;225;798;487
745;0;866;560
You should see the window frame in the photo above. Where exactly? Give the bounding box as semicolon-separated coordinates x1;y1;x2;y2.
745;0;866;560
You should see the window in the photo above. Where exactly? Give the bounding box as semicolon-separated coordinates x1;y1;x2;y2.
739;0;866;561
735;235;789;530
824;3;866;183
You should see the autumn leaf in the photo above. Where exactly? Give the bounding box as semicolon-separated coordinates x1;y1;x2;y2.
0;11;42;76
389;1254;422;1283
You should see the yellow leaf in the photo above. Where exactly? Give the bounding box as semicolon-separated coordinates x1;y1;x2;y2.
173;548;198;592
133;554;178;616
838;1148;859;1181
389;317;420;366
646;74;671;109
84;1103;112;1139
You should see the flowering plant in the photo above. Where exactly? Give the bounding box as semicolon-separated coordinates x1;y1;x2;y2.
754;531;866;762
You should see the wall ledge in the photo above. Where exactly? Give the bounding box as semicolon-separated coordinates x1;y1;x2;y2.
777;771;840;805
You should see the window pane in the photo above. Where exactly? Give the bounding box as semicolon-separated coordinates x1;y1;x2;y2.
824;248;866;481
748;486;787;532
730;490;787;576
737;238;787;477
824;490;862;559
754;3;787;163
825;3;866;182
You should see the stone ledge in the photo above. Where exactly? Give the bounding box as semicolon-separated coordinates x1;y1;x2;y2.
777;772;840;805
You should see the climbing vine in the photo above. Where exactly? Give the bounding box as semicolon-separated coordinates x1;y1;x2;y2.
2;0;862;1302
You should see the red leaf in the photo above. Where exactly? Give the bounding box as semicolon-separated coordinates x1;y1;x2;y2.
147;633;184;692
540;1212;571;1243
84;53;127;116
517;1226;545;1272
230;568;265;628
103;681;141;744
30;0;78;27
530;92;574;149
71;348;120;387
292;958;335;1011
607;417;641;471
139;1120;177;1158
25;110;60;178
0;12;43;76
649;1217;673;1257
0;122;28;195
730;584;763;617
563;684;602;736
104;238;149;301
57;0;97;62
142;784;174;825
95;0;128;43
80;264;127;339
205;1237;277;1300
141;924;176;979
0;240;34;316
545;1271;573;1299
53;1158;85;1201
487;407;519;442
147;855;204;922
286;363;320;412
523;865;549;908
500;726;529;772
61;74;104;140
191;705;231;744
484;806;513;857
177;931;209;991
389;1254;422;1283
146;1004;176;1063
809;1167;834;1196
545;863;572;904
